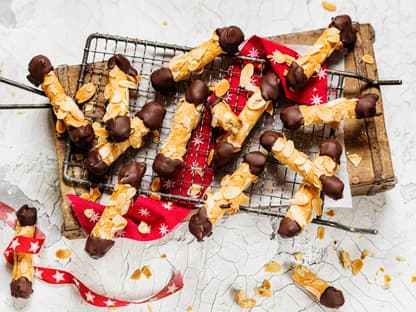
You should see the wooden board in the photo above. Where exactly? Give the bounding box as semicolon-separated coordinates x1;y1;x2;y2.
55;24;396;239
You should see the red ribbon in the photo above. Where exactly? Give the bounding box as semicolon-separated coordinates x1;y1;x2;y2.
1;202;184;307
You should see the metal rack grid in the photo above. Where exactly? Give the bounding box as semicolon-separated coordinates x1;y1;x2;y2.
63;33;344;211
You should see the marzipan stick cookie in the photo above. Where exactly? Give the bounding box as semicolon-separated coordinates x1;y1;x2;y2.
211;72;281;168
281;94;379;130
189;151;267;241
153;80;209;178
278;139;344;238
86;101;166;176
260;131;344;199
103;54;141;142
27;55;94;151
293;265;345;308
150;26;244;95
10;205;37;299
287;15;357;90
85;161;146;259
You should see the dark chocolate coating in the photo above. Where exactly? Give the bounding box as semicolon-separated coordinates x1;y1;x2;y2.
27;55;54;86
319;139;342;163
67;124;95;151
210;142;239;168
85;235;115;259
16;204;37;226
105;116;131;142
118;161;146;189
320;286;345;308
286;62;308;90
216;25;244;55
108;54;138;77
185;80;209;104
278;217;302;238
136;101;166;130
320;175;344;200
150;67;176;95
329;15;357;47
280;106;304;130
259;130;283;152
188;207;213;241
355;93;379;119
85;148;110;177
152;153;183;178
10;277;33;298
243;151;267;175
259;72;280;101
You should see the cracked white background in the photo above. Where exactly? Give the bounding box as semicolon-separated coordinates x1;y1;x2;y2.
0;0;415;311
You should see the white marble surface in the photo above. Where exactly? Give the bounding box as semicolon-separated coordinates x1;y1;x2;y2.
0;0;415;311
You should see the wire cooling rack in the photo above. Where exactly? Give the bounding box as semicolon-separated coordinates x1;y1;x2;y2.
63;33;348;217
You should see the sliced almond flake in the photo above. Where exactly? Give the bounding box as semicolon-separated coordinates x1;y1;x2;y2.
294;156;306;166
264;261;281;273
272;138;285;152
138;221;151;234
361;249;371;259
351;259;363;275
395;255;406;262
411;275;416;283
247;98;266;110
151;178;161;192
75;83;96;104
312;197;323;216
317;106;333;122
223;186;241;200
325;208;335;217
119;79;138;89
43;75;55;86
55;119;66;134
142;266;152;279
215;79;230;97
236;290;256;309
55;248;72;260
361;54;374;64
383;274;391;288
282;140;295;158
186;306;193;312
294;252;303;262
220;175;231;187
245;82;258;92
339;250;352;269
306;44;324;56
317;226;325;240
147;304;153;312
239;63;254;88
321;1;337;11
291;192;309;205
152;130;160;143
160;253;167;259
104;84;112;99
347;153;362;167
254;286;272;298
130;268;142;280
83;208;94;218
99;144;111;159
213;192;223;201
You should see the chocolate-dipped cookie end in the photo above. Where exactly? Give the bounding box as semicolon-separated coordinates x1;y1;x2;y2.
27;55;53;86
319;139;342;163
67;124;95;151
260;130;283;152
136;101;166;130
243;151;267;175
329;15;357;47
185;80;209;104
286;62;308;90
152;153;183;178
355;93;379;119
280;106;304;130
216;25;244;54
106;116;131;142
108;54;138;77
211;142;239;168
189;207;213;241
259;72;280;101
85;236;115;260
320;286;345;308
16;204;37;226
278;217;302;238
320;175;344;200
150;68;176;95
10;277;33;299
118;161;146;188
86;148;110;177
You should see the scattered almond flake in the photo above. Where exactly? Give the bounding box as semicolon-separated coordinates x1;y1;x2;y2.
142;265;152;279
293;252;303;262
89;187;101;202
254;286;272;298
264;261;281;273
161;253;167;259
379;266;385;272
317;226;325;240
130;268;142;280
207;149;214;166
215;79;230;97
325;208;335;217
147;304;153;312
151;178;161;192
162;20;168;27
395;255;406;262
150;193;161;200
188;184;202;197
384;274;391;288
239;63;254;88
11;91;16;97
186;306;192;312
411;275;416;283
339;251;352;269
75;82;96;104
283;69;288;76
361;54;374;64
236;289;256;309
83;208;94;218
347;153;362;167
321;1;336;11
138;221;151;234
55;248;72;260
16;111;24;115
361;249;370;259
351;259;363;275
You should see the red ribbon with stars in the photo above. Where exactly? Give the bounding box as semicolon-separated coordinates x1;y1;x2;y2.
1;202;184;308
